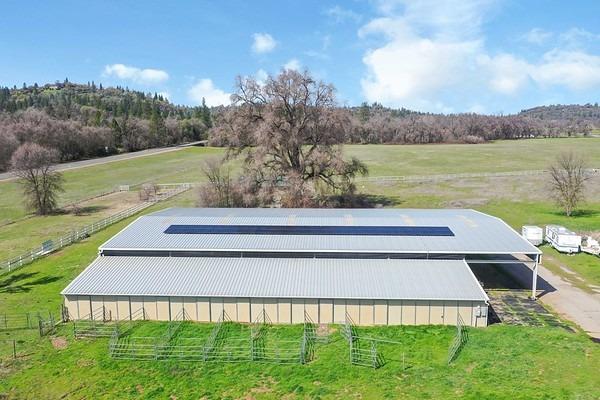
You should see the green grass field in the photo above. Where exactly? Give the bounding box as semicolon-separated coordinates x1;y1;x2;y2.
1;217;599;399
3;137;600;223
1;138;600;398
0;146;225;223
345;137;600;177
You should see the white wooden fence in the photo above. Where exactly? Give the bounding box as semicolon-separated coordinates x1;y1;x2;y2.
355;168;600;183
0;184;190;274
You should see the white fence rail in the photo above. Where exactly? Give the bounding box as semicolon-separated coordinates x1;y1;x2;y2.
0;184;190;274
355;168;600;184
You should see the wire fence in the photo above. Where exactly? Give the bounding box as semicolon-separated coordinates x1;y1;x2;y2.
106;309;316;364
447;315;469;364
0;184;190;274
1;339;20;360
341;313;406;369
0;310;58;335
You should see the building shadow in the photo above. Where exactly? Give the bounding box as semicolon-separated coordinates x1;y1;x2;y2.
469;262;556;296
0;272;61;293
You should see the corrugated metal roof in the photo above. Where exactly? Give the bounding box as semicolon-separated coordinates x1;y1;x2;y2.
99;208;540;255
61;257;488;301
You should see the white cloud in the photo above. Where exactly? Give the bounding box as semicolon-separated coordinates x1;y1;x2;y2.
255;69;269;85
325;5;362;23
521;28;552;45
362;36;482;104
532;50;600;90
187;79;231;107
482;50;600;93
478;53;531;94
252;33;277;54
360;1;600;110
360;0;492;110
559;28;600;47
283;58;301;71
103;64;169;84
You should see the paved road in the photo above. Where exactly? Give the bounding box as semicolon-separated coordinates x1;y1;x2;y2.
505;260;600;340
0;141;206;182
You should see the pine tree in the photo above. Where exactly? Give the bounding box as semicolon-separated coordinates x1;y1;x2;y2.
201;97;212;128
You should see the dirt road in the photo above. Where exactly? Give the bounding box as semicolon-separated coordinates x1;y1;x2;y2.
507;261;600;340
0;144;199;182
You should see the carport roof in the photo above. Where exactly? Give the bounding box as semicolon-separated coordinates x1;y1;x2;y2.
99;208;540;255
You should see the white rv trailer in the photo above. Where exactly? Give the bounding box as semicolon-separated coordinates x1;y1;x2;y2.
545;225;581;254
522;225;543;246
581;236;600;256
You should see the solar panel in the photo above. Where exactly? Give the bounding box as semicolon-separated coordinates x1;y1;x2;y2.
164;225;454;236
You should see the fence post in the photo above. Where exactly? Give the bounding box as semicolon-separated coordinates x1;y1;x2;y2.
12;340;17;359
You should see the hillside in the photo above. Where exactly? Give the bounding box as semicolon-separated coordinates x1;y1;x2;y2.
0;81;212;171
1;80;598;173
520;104;600;122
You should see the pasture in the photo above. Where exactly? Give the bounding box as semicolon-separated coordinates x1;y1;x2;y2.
1;138;600;398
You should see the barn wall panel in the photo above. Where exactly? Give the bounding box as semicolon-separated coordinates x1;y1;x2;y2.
333;299;346;324
346;300;360;324
388;300;402;325
263;299;278;323
277;299;292;324
373;300;388;325
415;300;430;325
183;297;197;321
443;301;458;326
250;298;264;322
429;300;445;325
156;297;170;321
116;296;130;320
170;297;184;320
319;299;333;324
211;297;224;322
237;298;250;323
402;300;416;325
77;296;91;319
129;296;144;318
304;299;318;323
359;300;374;325
291;299;304;323
223;298;237;321
196;298;210;322
142;297;157;320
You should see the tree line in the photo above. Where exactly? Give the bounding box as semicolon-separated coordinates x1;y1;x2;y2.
210;102;597;147
0;81;211;171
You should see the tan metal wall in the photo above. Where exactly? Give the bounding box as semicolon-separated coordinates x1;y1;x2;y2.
63;295;488;327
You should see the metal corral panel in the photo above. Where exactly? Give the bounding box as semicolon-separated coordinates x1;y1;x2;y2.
99;208;540;255
62;257;488;302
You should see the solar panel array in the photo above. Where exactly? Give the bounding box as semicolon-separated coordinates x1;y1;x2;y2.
164;224;455;237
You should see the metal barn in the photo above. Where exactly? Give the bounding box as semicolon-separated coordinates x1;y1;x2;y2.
62;208;541;327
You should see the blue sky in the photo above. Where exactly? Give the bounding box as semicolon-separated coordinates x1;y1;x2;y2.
1;0;599;114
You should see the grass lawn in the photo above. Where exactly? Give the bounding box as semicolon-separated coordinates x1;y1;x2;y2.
0;191;147;261
2;321;599;399
1;138;600;398
540;247;600;293
1;219;598;399
0;146;225;223
345;137;600;177
3;137;600;223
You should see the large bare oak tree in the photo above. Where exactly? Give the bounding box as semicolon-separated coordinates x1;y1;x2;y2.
10;143;64;215
210;69;367;207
